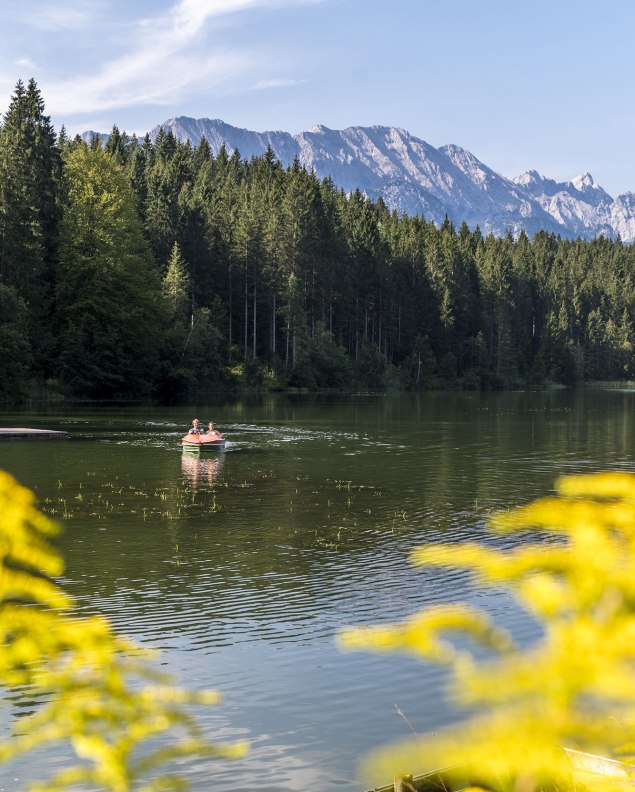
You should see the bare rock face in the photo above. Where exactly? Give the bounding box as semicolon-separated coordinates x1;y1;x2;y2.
610;193;635;242
91;117;635;241
513;170;615;238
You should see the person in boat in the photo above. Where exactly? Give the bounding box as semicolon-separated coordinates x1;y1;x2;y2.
188;418;204;435
206;420;215;434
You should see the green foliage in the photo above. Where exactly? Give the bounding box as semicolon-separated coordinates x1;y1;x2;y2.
162;242;191;321
353;341;396;389
0;79;61;373
156;299;226;402
399;335;437;388
292;323;352;388
3;80;635;401
0;470;247;790
0;284;32;402
339;471;635;791
56;145;163;398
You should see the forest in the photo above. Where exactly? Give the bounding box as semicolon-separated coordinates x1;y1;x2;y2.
1;79;634;403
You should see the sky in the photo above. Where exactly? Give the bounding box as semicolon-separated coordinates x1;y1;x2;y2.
1;0;634;196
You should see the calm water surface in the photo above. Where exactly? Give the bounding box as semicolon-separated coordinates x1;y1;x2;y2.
0;390;634;790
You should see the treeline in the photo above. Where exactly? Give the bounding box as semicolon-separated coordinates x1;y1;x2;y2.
1;79;634;403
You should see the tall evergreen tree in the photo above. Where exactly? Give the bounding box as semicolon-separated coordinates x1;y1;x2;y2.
163;242;191;321
104;124;129;165
0;79;61;371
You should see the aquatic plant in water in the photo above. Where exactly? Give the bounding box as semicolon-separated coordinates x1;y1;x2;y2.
339;471;635;791
0;470;247;791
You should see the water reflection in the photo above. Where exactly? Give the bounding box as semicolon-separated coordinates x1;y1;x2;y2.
180;452;224;491
3;391;635;790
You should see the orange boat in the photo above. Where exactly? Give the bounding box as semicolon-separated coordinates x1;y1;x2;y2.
181;431;226;450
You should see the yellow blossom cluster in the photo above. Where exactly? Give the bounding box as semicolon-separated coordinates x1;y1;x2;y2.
0;471;246;791
339;471;635;791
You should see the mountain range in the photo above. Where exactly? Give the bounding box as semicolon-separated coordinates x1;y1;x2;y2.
83;117;635;243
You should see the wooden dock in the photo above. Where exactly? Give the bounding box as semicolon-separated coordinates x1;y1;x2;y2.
364;750;631;791
365;769;455;792
0;428;69;440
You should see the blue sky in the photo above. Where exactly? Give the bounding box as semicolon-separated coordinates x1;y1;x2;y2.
1;0;633;196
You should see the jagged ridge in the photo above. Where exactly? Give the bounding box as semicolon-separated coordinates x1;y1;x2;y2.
84;117;635;242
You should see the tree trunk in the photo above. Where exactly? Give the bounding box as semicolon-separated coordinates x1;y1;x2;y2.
244;275;248;362
252;280;257;359
272;290;276;355
355;291;359;361
228;264;233;360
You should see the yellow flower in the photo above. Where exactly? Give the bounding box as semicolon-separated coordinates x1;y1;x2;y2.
339;472;635;791
0;471;247;790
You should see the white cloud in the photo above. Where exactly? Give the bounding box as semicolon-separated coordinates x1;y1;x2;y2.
40;0;314;116
17;1;104;31
45;52;250;114
249;78;305;90
15;57;37;69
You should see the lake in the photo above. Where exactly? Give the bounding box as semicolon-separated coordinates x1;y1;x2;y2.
0;389;634;790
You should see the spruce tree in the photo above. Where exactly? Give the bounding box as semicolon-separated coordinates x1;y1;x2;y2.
163;242;191;321
104;124;129;166
0;78;62;373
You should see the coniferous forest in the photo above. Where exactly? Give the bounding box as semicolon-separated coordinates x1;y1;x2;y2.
1;79;635;403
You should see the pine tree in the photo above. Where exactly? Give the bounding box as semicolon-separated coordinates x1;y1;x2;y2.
144;129;193;266
0;78;62;373
104;124;129;165
279;161;321;367
163;242;191;321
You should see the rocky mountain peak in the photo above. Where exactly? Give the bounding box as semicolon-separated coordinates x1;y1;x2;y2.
514;170;544;186
83;116;635;242
570;172;595;191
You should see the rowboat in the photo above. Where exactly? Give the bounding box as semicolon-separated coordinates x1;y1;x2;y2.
181;431;226;450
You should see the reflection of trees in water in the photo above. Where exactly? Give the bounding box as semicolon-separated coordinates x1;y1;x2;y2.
181;453;224;491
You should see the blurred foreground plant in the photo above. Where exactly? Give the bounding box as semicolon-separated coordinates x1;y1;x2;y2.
0;470;247;791
339;471;635;791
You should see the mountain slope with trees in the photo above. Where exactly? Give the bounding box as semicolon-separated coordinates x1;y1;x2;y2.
84;115;635;242
2;81;635;402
